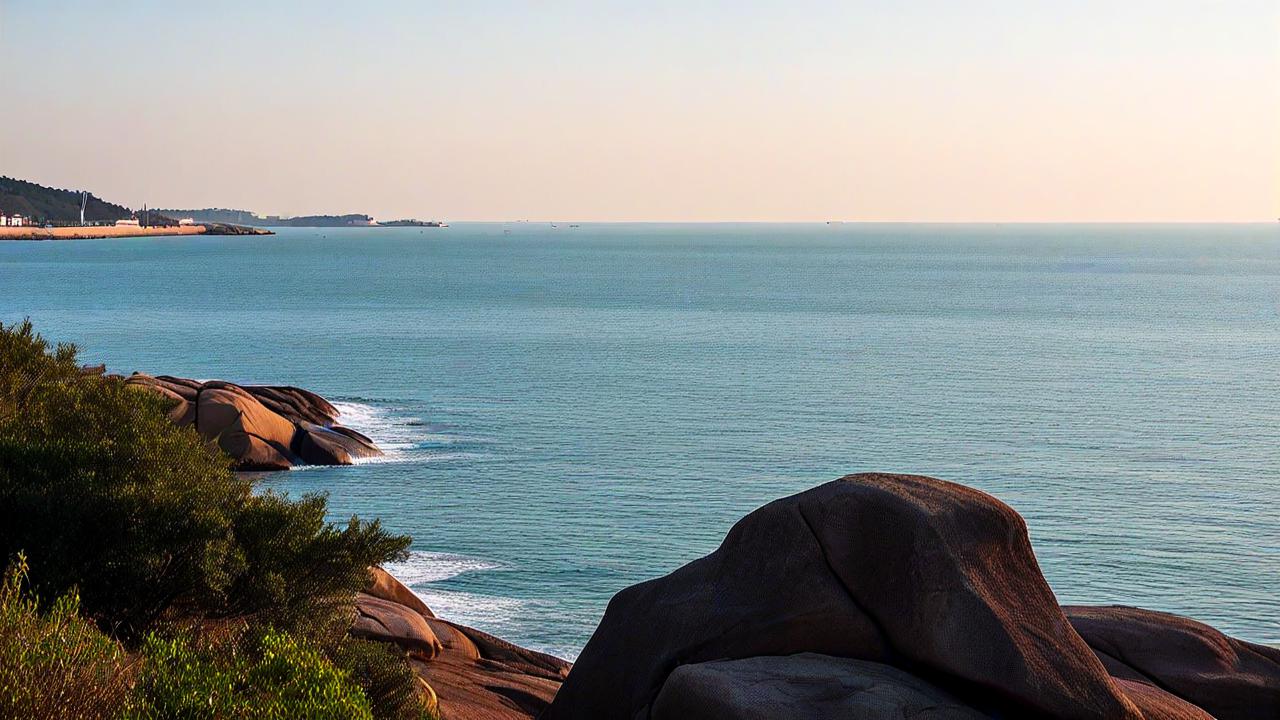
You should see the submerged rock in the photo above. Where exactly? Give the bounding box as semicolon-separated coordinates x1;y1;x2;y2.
124;373;381;470
545;472;1276;720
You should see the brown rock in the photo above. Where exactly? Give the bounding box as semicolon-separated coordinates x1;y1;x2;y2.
650;654;991;720
353;567;567;720
352;592;442;661
296;423;381;465
368;566;435;619
545;473;1140;720
242;385;339;426
411;619;568;720
124;373;381;469
1066;605;1280;720
195;386;298;470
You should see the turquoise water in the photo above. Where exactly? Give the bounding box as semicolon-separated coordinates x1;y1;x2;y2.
2;223;1278;657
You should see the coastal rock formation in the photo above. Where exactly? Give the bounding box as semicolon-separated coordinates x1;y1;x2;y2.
123;373;380;470
1065;605;1280;720
650;654;990;720
545;472;1279;720
351;592;443;660
352;570;569;720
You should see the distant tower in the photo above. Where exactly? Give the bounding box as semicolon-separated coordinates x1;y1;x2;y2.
79;192;88;225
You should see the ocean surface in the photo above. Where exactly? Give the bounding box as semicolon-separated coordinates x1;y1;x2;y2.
2;223;1278;657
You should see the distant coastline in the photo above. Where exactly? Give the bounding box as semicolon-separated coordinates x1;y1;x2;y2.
0;224;272;241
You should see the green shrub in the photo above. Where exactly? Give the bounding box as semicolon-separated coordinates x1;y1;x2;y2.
0;319;410;638
0;320;426;718
331;638;436;720
127;627;373;720
0;553;134;720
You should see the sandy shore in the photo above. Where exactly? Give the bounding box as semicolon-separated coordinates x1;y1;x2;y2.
0;225;210;240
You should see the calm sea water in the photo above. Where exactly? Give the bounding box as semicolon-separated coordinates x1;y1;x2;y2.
2;223;1277;656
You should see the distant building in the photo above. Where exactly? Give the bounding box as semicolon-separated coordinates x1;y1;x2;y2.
178;218;196;226
116;218;141;227
2;214;26;227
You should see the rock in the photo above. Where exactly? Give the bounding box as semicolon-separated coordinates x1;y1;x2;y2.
411;619;568;720
296;422;382;465
352;592;443;661
367;566;435;619
196;386;298;470
123;373;381;469
240;385;339;426
650;653;991;719
546;473;1144;719
351;567;568;720
1066;605;1280;720
548;473;1266;720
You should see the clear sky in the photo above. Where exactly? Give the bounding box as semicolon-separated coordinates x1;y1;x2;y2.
1;1;1276;221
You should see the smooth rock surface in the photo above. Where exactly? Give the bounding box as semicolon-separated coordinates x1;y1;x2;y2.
650;653;991;719
1066;605;1280;720
546;472;1267;720
351;569;569;720
123;373;381;469
368;566;436;619
545;473;1137;720
352;592;442;661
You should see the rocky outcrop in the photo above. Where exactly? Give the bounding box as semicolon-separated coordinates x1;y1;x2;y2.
353;568;569;720
651;654;990;720
544;473;1278;720
1065;605;1280;720
123;373;380;470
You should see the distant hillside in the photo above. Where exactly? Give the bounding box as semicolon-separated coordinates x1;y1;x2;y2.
269;214;375;227
157;210;376;227
154;208;260;225
0;177;132;224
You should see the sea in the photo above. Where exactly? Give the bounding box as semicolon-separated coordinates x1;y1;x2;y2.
2;222;1277;657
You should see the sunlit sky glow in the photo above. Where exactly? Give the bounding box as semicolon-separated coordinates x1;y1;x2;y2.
2;1;1276;221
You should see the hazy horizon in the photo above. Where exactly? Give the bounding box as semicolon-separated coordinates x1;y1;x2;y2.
3;1;1276;222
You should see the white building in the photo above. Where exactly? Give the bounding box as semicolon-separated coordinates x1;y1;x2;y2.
1;214;26;227
115;218;141;227
178;217;196;226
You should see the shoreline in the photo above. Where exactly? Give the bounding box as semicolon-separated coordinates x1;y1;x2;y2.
0;224;271;240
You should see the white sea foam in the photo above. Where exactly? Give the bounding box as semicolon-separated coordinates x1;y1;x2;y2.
325;400;472;466
383;550;502;585
382;551;533;639
331;401;420;453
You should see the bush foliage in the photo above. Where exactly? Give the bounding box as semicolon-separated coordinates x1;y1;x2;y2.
0;554;134;720
127;628;374;720
0;320;430;718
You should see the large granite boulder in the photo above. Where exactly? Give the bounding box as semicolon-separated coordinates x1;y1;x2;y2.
123;373;380;470
650;653;990;720
1066;605;1280;720
352;568;569;720
545;473;1270;720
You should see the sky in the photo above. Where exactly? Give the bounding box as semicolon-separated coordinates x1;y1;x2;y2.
1;1;1276;222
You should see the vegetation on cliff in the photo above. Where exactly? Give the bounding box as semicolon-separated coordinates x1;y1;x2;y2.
157;210;378;227
0;176;132;224
0;320;434;719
